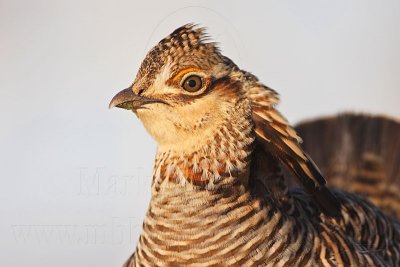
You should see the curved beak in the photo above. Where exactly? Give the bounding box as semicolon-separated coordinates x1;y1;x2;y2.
109;87;164;111
109;87;140;110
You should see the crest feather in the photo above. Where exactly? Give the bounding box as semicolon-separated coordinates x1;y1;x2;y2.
158;23;221;55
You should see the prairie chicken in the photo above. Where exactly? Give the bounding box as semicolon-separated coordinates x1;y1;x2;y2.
110;24;400;266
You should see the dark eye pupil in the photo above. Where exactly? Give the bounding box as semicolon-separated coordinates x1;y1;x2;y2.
182;75;203;92
188;79;196;87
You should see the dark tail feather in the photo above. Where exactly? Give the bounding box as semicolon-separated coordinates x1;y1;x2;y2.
294;113;400;219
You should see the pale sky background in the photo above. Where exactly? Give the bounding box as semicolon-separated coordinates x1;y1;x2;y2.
1;1;399;266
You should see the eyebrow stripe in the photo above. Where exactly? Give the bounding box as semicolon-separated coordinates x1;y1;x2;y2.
171;67;202;83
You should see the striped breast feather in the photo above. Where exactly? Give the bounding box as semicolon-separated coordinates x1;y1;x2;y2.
243;76;340;216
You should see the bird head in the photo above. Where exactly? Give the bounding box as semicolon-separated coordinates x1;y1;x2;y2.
109;24;272;152
109;26;340;213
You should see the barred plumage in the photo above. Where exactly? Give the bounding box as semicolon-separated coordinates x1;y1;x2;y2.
109;24;400;266
294;113;400;220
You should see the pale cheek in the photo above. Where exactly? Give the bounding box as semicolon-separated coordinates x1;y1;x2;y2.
136;109;180;144
135;98;228;147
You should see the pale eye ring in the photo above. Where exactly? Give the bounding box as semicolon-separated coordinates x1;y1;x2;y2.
182;75;203;92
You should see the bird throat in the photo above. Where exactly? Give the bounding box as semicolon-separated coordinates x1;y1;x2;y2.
151;112;255;190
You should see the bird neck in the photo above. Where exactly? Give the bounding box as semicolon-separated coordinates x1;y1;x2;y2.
151;112;255;190
133;110;299;265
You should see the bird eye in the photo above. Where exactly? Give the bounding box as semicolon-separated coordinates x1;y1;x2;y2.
182;75;203;92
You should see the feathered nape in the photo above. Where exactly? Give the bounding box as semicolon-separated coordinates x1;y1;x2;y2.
238;71;340;216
